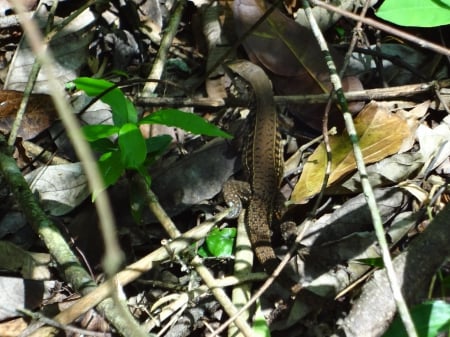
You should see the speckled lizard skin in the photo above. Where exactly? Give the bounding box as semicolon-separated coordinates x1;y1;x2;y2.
223;60;301;296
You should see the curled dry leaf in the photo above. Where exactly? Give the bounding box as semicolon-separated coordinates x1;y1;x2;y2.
291;102;412;203
0;90;58;140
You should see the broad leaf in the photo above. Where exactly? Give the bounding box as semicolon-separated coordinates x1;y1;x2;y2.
82;124;119;141
376;0;450;27
383;300;450;337
73;77;137;126
146;134;172;156
98;150;125;190
291;102;411;203
118;123;147;169
233;0;337;94
139;109;232;138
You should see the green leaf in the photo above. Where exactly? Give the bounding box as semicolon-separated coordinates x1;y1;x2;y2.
73;77;137;126
136;164;151;187
73;77;115;96
118;123;146;168
376;0;450;27
253;301;271;337
146;135;172;156
98;151;125;190
353;257;384;268
139;109;232;139
383;300;450;337
205;228;236;257
82;124;119;141
88;138;117;153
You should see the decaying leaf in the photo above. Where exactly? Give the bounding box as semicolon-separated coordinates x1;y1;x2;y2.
232;0;363;130
326;152;424;195
0;241;50;280
25;163;89;216
291;102;411;203
5;6;95;93
0;90;58;140
233;0;332;93
0;277;55;321
416;120;450;175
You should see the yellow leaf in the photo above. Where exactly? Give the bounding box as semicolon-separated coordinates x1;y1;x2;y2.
291;102;411;203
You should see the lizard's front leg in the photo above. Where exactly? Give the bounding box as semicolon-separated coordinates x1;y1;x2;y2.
222;180;252;219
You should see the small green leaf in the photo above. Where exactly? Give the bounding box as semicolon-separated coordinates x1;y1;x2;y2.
353;257;384;268
376;0;450;27
118;123;146;168
383;300;450;337
98;151;125;189
73;77;115;96
205;228;236;257
139;109;232;139
82;124;119;142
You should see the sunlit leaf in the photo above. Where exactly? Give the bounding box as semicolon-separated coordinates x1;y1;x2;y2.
139;109;232;138
82;124;119;141
201;228;236;257
291;102;411;203
73;77;137;126
376;0;450;27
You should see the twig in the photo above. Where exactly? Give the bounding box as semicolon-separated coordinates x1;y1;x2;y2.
303;1;418;336
142;0;186;95
134;79;450;108
18;308;112;337
228;211;252;337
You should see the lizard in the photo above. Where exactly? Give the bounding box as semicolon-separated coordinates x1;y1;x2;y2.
223;60;301;296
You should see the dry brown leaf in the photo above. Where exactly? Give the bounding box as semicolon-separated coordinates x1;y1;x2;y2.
0;317;27;337
232;0;363;130
233;0;332;92
291;102;411;203
0;90;58;140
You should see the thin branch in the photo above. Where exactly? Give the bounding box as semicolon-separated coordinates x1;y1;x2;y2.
142;0;186;95
303;1;418;336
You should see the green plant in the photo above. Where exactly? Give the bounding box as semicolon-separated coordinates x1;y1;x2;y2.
383;300;450;337
376;0;450;27
198;228;236;257
72;77;232;197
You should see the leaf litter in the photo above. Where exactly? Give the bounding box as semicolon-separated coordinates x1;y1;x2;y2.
0;1;448;337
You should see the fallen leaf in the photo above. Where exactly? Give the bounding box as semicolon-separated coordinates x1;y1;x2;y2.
291;102;411;203
25;163;89;216
0;317;27;337
0;90;58;140
416;122;450;175
233;0;332;92
232;0;363;130
0;277;56;321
